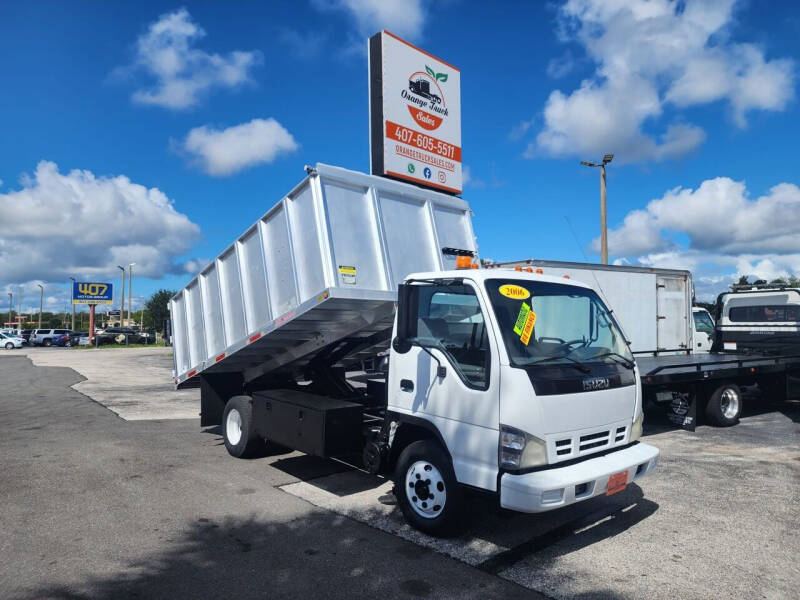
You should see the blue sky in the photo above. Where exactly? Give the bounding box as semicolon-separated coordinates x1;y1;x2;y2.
1;0;799;316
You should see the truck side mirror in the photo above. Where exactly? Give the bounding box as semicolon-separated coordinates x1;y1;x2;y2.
393;284;417;354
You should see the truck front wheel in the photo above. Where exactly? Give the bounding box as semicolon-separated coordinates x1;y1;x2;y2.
222;396;260;458
395;440;464;536
705;383;743;426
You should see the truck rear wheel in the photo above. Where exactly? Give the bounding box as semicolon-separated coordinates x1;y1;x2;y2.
705;383;742;426
222;396;260;458
395;440;464;537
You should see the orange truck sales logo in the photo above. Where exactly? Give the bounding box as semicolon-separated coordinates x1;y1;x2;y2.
401;65;449;131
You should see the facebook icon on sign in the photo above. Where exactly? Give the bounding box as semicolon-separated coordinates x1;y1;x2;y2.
423;167;432;179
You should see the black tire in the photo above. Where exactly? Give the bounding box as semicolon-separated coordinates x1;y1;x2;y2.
42;339;52;347
394;439;465;536
4;342;13;350
222;396;260;458
705;383;743;426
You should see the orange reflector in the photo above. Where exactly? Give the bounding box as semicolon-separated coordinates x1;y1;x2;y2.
456;255;472;269
525;267;533;273
536;268;543;274
470;262;479;269
249;332;262;343
514;266;523;271
188;370;197;378
215;353;225;363
563;274;570;279
323;291;329;298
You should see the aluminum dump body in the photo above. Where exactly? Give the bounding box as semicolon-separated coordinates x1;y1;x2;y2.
171;164;477;388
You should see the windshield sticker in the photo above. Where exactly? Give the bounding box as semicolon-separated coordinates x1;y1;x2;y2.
520;311;537;345
499;284;530;300
513;302;531;335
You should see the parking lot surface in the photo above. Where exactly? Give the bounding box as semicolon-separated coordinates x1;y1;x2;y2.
1;349;798;599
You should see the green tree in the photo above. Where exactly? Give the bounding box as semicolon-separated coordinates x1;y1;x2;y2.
730;275;749;291
144;289;176;333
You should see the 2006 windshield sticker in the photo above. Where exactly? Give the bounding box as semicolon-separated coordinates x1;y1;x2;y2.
513;302;537;345
499;284;530;300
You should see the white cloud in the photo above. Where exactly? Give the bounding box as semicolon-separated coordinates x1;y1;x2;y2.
120;8;261;110
526;0;794;162
181;118;298;176
597;176;800;299
314;0;427;40
0;161;200;288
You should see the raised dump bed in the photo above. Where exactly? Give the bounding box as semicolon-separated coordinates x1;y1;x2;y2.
170;163;477;388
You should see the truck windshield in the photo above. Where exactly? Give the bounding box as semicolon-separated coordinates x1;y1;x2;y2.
485;279;633;368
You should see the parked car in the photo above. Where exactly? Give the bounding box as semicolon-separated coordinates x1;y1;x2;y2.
95;327;147;345
69;332;90;346
29;329;72;347
19;329;33;343
0;332;25;349
52;333;72;347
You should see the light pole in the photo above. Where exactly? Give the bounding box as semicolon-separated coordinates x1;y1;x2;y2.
69;277;76;331
7;292;12;331
580;153;614;265
18;286;22;331
128;263;135;328
117;265;125;327
37;284;43;329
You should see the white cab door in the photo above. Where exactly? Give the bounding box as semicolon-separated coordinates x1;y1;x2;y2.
388;281;501;491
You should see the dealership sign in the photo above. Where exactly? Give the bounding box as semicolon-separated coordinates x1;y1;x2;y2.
72;281;113;305
369;31;462;194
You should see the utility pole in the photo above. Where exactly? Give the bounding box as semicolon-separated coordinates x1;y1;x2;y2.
117;265;125;326
128;263;135;328
69;277;76;331
37;284;43;329
18;286;22;332
580;154;614;265
7;292;12;331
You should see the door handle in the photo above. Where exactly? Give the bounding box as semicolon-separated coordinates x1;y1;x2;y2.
400;379;414;392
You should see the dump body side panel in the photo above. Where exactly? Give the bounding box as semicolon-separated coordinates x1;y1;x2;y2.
170;164;476;387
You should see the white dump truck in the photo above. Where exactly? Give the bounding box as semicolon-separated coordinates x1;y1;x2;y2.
170;164;659;535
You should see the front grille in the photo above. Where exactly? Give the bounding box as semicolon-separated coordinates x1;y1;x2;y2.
550;421;630;462
555;438;572;455
579;429;610;452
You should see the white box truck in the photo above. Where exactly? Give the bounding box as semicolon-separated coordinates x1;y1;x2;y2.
170;164;659;535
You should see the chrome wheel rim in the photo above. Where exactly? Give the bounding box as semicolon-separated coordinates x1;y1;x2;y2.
720;388;740;419
405;460;446;519
226;408;243;445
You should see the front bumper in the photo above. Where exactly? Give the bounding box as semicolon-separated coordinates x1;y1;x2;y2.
500;442;659;513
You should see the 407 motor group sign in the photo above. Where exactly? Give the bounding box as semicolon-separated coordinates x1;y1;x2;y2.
369;31;462;194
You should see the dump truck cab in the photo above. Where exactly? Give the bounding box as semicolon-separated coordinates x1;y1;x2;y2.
385;269;658;531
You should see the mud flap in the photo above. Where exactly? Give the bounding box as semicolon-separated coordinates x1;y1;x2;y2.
663;387;697;431
200;373;243;427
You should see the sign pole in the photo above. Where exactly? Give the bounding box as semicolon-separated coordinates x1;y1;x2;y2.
88;304;96;345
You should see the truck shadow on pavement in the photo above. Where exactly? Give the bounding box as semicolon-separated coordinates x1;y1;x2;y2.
26;492;657;600
27;511;545;600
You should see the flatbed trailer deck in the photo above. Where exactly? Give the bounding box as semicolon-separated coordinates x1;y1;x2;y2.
638;351;800;429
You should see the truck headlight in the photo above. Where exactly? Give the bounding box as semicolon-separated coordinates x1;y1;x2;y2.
630;411;644;442
499;425;547;470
